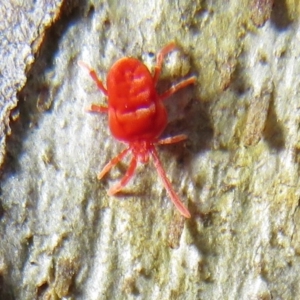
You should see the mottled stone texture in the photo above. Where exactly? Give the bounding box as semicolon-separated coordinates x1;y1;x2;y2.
1;1;300;299
0;1;63;167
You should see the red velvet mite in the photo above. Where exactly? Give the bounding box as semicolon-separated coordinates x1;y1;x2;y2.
79;42;195;218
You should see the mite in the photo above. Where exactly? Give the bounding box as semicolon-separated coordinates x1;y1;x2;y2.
79;42;195;218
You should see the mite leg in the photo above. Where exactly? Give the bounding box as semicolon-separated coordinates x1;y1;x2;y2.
159;76;196;101
98;147;130;180
153;42;177;85
78;60;108;96
88;104;108;113
107;155;137;196
151;147;191;218
157;134;187;145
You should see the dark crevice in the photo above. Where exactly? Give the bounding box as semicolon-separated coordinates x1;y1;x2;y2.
270;0;293;31
1;0;89;180
263;94;285;150
0;1;91;300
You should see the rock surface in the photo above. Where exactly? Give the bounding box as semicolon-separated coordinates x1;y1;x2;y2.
1;1;300;299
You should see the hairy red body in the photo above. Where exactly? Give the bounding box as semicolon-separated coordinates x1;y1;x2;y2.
79;43;195;218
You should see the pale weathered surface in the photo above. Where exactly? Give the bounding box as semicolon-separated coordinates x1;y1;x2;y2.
1;0;300;299
0;1;63;168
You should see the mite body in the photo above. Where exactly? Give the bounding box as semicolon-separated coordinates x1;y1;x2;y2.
79;42;195;218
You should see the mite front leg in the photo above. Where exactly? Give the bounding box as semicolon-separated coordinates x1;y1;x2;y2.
159;76;196;101
153;42;177;85
88;104;108;113
78;60;108;96
157;134;187;145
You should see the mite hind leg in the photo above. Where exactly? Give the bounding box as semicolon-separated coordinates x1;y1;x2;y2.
97;147;130;180
107;155;138;196
151;147;191;218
